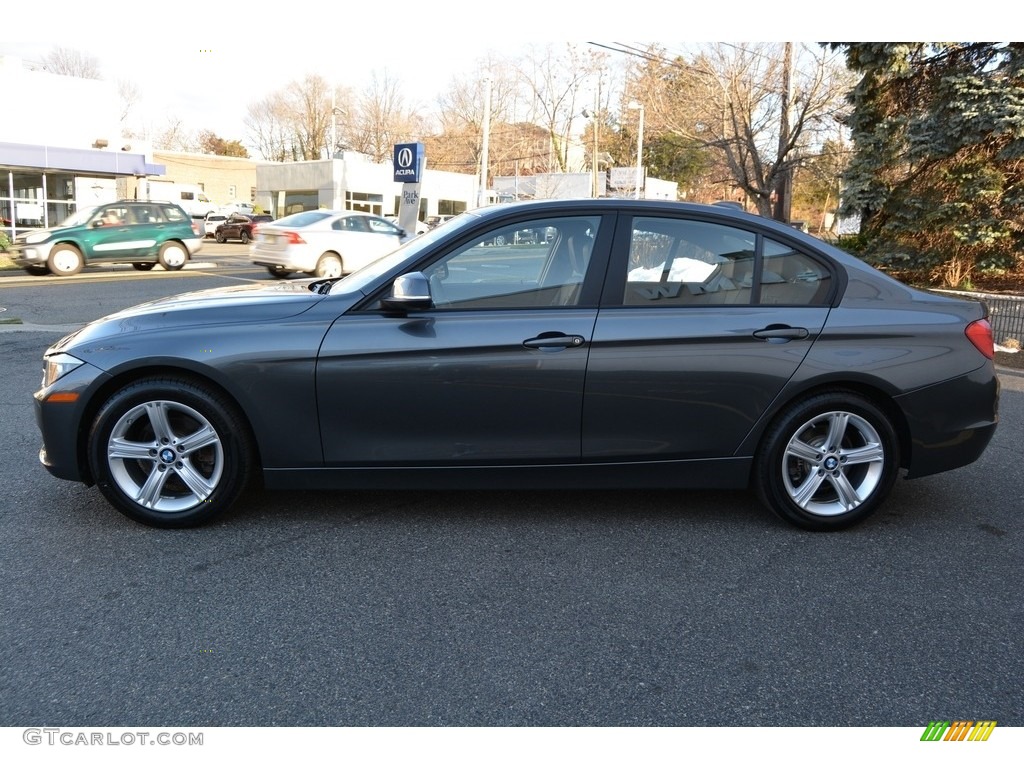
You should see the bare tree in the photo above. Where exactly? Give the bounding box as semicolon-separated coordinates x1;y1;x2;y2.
348;71;422;163
118;79;141;126
245;96;292;162
426;57;522;177
622;43;854;216
517;44;604;173
40;46;101;79
152;117;196;152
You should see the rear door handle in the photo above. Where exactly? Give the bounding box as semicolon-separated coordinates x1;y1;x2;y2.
523;333;586;349
752;325;809;343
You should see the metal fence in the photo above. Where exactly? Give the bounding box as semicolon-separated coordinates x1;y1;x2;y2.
935;290;1024;345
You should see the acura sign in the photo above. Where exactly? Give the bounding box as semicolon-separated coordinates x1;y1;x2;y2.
393;142;424;183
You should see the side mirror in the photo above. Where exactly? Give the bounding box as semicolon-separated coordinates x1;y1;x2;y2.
381;272;433;312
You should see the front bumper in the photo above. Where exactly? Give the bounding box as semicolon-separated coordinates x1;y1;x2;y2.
34;361;110;484
8;241;54;266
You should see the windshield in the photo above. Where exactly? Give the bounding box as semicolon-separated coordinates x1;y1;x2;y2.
59;206;101;227
328;212;483;295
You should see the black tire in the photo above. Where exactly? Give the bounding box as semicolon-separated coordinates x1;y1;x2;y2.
132;262;156;271
47;244;84;276
240;230;251;244
753;390;899;531
216;231;226;244
87;377;255;528
267;266;292;279
312;252;343;278
158;242;188;271
24;265;50;276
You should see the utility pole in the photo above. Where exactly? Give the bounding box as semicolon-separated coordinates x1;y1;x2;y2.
478;77;491;208
773;42;793;223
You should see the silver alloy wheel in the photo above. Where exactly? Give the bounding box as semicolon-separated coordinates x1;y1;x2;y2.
315;253;342;278
51;248;82;274
106;399;224;513
781;410;886;517
160;243;187;268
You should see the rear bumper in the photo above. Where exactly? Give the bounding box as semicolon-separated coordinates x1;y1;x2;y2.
896;364;999;478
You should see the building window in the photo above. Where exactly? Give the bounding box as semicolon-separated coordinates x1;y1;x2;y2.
228;185;236;199
281;190;318;216
345;191;383;215
437;199;467;216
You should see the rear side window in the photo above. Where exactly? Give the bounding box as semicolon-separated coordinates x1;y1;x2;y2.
760;239;832;305
334;217;369;232
160;205;188;222
131;205;167;224
623;218;755;306
620;217;831;307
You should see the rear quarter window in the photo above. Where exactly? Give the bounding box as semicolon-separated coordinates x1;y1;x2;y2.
161;205;188;222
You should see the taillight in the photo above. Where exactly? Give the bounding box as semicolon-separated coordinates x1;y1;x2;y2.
191;221;201;237
284;231;305;245
966;318;994;359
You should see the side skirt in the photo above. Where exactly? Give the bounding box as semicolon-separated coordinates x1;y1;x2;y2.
262;457;753;491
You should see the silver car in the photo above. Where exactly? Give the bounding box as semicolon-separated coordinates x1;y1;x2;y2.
250;210;410;278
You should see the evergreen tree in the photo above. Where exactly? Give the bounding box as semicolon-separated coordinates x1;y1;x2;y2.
834;43;1024;286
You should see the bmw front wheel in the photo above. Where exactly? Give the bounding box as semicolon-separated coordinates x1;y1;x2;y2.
753;391;899;531
88;377;254;527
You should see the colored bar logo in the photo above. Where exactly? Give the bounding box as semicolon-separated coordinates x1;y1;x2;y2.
921;721;997;741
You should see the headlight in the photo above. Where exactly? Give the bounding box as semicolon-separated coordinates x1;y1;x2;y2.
42;353;85;388
24;231;52;244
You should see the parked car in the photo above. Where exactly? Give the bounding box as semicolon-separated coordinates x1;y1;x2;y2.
8;200;203;276
215;213;273;244
202;212;228;239
386;216;429;235
250;210;410;278
33;199;998;530
426;214;460;229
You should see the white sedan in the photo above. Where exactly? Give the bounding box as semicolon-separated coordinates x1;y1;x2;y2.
250;210;411;279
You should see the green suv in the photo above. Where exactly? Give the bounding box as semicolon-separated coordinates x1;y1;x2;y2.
10;200;204;276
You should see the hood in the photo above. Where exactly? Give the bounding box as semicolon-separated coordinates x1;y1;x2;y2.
50;280;330;352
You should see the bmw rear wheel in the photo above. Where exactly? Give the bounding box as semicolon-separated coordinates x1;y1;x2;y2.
754;391;899;531
158;242;188;270
267;266;292;279
88;377;254;528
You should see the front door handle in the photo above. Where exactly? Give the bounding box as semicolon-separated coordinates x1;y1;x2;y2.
523;333;586;349
752;325;809;343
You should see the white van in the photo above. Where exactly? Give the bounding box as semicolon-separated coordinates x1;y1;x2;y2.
138;181;217;218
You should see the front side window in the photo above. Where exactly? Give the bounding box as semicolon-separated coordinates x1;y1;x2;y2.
422;216;600;309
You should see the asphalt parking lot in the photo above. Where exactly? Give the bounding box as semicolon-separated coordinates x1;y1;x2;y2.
1;260;1023;727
